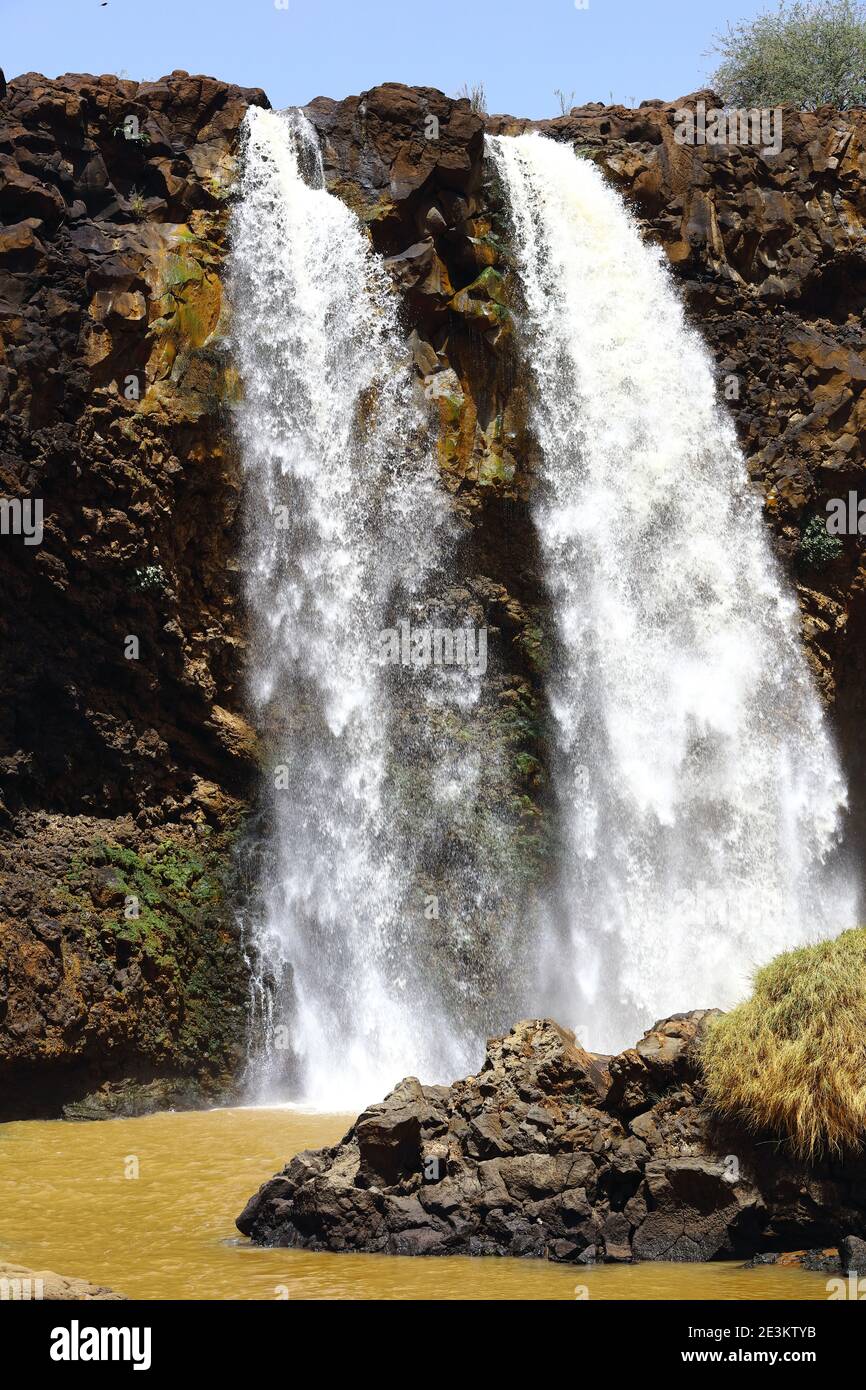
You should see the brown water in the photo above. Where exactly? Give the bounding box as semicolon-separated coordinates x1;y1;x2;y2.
0;1107;830;1300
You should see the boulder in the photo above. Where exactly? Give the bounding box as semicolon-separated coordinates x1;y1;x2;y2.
841;1234;866;1274
237;1014;866;1264
355;1077;447;1187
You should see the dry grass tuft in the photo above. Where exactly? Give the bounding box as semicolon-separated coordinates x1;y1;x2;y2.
701;928;866;1161
457;81;488;115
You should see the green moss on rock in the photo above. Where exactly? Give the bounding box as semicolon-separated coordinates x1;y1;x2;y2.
63;827;247;1083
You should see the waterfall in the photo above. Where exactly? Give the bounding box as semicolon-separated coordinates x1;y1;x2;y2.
230;109;539;1108
488;132;857;1054
230;109;857;1104
229;107;487;1107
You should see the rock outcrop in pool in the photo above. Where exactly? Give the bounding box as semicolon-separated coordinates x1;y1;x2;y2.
237;1013;866;1264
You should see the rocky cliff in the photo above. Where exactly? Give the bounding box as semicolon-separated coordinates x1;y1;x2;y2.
0;71;267;1116
1;73;864;1117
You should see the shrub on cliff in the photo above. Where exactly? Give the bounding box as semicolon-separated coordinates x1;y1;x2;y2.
798;514;843;569
701;927;866;1159
709;0;866;110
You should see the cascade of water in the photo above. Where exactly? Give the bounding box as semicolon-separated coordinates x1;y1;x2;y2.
230;108;485;1107
231;109;857;1101
488;131;857;1052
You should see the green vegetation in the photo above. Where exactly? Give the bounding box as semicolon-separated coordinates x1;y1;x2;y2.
798;514;843;569
701;927;866;1159
204;173;230;202
113;123;152;145
156;247;208;342
64;832;246;1069
514;750;542;783
128;186;148;221
148;230;226;404
515;621;548;674
129;563;168;593
709;0;866;110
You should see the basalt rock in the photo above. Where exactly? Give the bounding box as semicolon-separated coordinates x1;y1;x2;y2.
841;1234;866;1273
238;1014;866;1263
0;71;267;1115
742;1248;841;1272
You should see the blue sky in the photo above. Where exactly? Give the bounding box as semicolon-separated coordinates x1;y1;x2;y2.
4;0;771;116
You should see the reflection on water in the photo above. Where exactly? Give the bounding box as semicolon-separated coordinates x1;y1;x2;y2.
0;1108;829;1301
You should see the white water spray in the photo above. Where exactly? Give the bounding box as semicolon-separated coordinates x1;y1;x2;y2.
489;132;857;1052
231;110;857;1099
230;108;482;1107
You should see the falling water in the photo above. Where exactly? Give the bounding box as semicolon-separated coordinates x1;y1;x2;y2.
488;132;857;1053
230;108;458;1106
229;108;513;1107
231;109;856;1099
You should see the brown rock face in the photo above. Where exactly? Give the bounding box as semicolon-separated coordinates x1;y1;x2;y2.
0;70;268;822
0;71;267;1115
1;75;865;1116
237;1014;866;1263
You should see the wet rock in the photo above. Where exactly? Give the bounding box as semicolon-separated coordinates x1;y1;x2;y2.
88;865;127;908
632;1157;759;1262
797;1248;842;1273
742;1248;841;1273
61;1075;213;1120
0;813;248;1121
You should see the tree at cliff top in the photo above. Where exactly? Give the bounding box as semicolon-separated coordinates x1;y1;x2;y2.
709;0;866;109
701;927;866;1159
